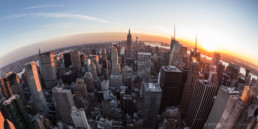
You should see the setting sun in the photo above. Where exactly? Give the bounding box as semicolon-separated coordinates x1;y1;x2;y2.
202;43;217;52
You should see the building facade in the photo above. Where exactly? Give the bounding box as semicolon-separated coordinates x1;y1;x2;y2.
184;80;217;129
39;51;57;90
159;66;183;111
142;82;162;129
137;52;151;81
52;87;75;125
25;61;48;113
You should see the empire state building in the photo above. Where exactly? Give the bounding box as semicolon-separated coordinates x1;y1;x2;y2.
126;29;132;58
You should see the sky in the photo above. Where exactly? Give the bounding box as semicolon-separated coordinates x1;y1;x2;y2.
0;0;257;68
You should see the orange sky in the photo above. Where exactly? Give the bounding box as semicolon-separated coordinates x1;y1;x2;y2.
0;32;257;69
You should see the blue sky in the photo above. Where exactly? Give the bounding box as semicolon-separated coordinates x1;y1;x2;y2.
0;0;258;67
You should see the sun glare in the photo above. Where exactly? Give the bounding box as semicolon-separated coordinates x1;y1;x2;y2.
202;43;217;52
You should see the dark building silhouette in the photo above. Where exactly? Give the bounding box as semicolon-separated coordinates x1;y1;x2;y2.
38;51;57;90
184;80;217;129
3;95;32;129
0;78;13;99
126;29;132;58
142;82;162;129
52;87;75;125
180;62;200;117
64;53;72;68
159;66;183;111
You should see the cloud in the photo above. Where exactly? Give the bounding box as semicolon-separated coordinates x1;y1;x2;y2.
6;13;125;26
153;26;172;34
23;4;64;9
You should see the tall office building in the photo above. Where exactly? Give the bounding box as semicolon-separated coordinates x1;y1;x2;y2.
137;52;151;81
169;42;182;65
71;106;91;129
39;51;57;90
6;74;26;103
111;45;121;74
204;86;240;129
84;72;94;92
159;66;183;111
3;95;32;129
64;53;72;68
110;45;122;88
126;29;132;58
0;73;26;103
71;51;82;74
75;78;87;98
52;87;75;125
142;82;162;129
180;62;200;116
0;78;13;99
184;79;217;129
190;34;200;62
234;86;258;129
25;61;48;113
170;24;177;51
215;95;244;129
122;66;133;84
213;52;220;67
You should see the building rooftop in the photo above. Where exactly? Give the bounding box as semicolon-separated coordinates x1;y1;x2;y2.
220;85;241;94
3;95;19;105
138;52;151;55
144;82;162;92
163;66;182;72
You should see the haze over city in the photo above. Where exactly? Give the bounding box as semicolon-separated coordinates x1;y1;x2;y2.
0;0;258;68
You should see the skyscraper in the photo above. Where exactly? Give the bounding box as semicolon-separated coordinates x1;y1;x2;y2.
126;29;132;58
180;62;200;116
75;78;87;98
204;86;240;129
0;78;13;98
111;45;121;74
213;52;220;67
6;73;26;103
215;95;244;129
190;34;200;62
71;106;91;129
110;45;122;88
137;52;151;81
64;53;72;68
39;51;57;90
71;51;82;74
0;73;26;103
52;87;75;125
184;79;217;129
142;82;162;129
3;95;32;129
169;42;182;65
25;61;48;113
170;24;177;51
159;66;183;111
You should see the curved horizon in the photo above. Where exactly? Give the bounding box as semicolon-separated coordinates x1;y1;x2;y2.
0;31;257;70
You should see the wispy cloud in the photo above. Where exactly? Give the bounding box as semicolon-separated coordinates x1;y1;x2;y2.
153;26;172;34
6;13;125;26
23;4;64;9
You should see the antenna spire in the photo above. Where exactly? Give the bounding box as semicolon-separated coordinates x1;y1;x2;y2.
195;33;197;52
174;24;175;39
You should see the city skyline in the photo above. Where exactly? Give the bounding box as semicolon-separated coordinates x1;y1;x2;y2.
0;0;258;68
